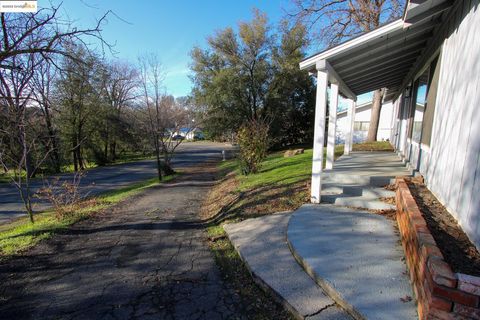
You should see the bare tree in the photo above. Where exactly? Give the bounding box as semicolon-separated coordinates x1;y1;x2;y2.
0;5;110;69
102;61;139;161
31;60;61;172
138;53;166;181
138;54;194;180
290;0;404;141
0;3;110;222
0;51;49;222
157;95;194;171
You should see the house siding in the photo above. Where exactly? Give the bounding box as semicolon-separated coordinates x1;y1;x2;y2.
396;0;480;247
336;102;393;144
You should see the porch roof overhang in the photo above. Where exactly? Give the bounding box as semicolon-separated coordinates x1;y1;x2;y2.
300;0;453;101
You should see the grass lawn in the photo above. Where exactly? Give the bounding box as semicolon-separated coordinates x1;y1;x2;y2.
0;170;28;184
352;140;393;152
234;146;343;191
0;174;176;257
203;140;394;222
205;144;346;222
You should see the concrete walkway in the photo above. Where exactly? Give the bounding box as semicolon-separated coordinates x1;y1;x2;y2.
224;152;417;319
224;213;353;320
288;205;417;320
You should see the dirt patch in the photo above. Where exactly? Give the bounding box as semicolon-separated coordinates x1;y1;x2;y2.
200;171;240;221
384;184;397;191
373;209;397;221
407;179;480;276
201;172;309;224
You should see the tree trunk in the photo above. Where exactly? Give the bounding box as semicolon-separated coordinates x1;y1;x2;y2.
162;151;176;176
77;128;85;170
154;134;162;182
43;105;61;173
19;126;35;223
104;125;109;160
104;140;108;160
50;138;61;173
366;88;385;142
73;140;78;172
26;153;35;178
110;140;116;161
78;148;84;170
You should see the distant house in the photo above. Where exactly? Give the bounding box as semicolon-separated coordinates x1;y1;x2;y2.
186;128;204;140
174;128;204;140
335;101;393;144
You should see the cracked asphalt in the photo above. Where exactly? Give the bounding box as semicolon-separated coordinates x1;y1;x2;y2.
0;166;251;320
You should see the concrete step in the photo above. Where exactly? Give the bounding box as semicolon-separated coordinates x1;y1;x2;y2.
321;186;345;195
321;173;396;187
345;186;395;198
322;186;395;199
321;195;396;210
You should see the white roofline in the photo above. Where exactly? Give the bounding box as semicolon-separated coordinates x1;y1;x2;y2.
299;19;404;71
337;101;372;116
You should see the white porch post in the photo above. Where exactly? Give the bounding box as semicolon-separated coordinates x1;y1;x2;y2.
349;99;356;153
344;99;356;155
326;83;339;170
310;63;329;204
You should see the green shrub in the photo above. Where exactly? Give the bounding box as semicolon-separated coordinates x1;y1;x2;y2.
237;119;269;175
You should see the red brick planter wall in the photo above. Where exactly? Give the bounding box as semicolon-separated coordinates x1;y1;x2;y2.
395;178;480;319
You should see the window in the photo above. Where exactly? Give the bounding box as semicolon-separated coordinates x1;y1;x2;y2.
412;72;428;143
421;57;439;146
408;56;440;145
354;121;370;131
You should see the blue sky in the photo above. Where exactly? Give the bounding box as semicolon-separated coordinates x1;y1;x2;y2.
46;0;291;98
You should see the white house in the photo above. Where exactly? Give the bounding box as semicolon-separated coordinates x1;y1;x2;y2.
300;0;480;248
186;128;204;140
335;101;394;144
173;128;204;140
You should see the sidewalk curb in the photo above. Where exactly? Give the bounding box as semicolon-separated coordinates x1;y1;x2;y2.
223;215;304;320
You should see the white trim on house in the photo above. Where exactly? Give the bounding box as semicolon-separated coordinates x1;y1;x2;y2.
299;20;404;71
403;0;453;25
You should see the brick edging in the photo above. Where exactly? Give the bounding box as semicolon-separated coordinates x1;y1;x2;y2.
395;178;480;319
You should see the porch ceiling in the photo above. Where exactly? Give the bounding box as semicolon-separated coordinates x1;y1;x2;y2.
300;0;453;100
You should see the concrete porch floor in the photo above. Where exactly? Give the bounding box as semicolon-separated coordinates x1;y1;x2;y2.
325;151;412;177
320;151;412;210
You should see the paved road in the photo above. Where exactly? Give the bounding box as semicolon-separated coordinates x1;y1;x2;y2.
0;166;250;320
0;142;234;223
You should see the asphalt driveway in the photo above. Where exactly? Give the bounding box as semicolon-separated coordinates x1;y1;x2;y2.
0;165;250;320
0;142;234;224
